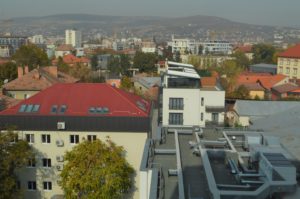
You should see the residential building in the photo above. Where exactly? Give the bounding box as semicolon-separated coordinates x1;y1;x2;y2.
29;35;45;45
54;44;75;58
249;63;277;75
65;29;82;48
241;83;265;99
277;44;300;79
161;61;225;127
227;100;300;127
0;35;28;54
271;83;299;100
52;54;90;67
171;35;198;54
141;40;156;53
234;45;253;60
201;40;232;55
0;45;13;57
3;66;78;100
0;83;152;199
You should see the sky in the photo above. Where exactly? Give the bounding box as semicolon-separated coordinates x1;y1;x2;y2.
0;0;299;27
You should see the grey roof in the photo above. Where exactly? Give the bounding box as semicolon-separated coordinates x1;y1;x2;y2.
251;105;300;161
250;63;277;69
133;76;161;89
234;100;300;119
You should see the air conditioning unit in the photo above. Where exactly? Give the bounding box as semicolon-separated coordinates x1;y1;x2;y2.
57;122;65;130
56;155;64;162
56;164;64;171
56;140;64;147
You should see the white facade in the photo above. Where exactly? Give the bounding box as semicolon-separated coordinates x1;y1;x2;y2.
161;61;225;127
0;45;12;57
14;130;147;199
200;40;232;55
29;35;45;44
65;29;82;48
171;35;198;54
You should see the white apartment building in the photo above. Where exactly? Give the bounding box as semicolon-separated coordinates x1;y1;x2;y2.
200;40;232;55
65;29;82;48
171;35;198;54
29;35;45;44
161;61;225;127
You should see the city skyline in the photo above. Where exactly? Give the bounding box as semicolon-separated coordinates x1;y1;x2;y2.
0;0;300;27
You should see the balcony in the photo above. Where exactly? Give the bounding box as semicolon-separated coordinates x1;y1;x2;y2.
205;106;225;113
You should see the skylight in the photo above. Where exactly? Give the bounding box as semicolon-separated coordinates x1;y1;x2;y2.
59;105;67;114
19;104;41;113
136;101;147;112
25;104;34;112
51;105;58;114
32;105;40;112
88;107;109;114
19;104;27;112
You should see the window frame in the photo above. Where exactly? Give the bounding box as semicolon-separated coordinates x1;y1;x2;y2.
26;134;35;143
70;135;79;144
27;181;37;190
41;134;51;144
43;181;52;191
169;113;183;125
87;135;97;142
169;98;184;110
42;158;52;168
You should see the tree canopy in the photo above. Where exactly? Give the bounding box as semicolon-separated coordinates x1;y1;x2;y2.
218;60;242;93
12;44;49;70
252;44;276;64
233;51;250;69
0;62;17;86
108;55;131;76
60;138;134;199
133;51;157;73
0;130;33;199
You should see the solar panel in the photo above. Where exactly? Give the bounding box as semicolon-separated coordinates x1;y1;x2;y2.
96;107;103;113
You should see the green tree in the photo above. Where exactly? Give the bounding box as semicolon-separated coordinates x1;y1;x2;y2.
133;51;157;73
0;62;17;86
60;138;134;199
70;63;92;82
233;51;250;69
12;44;49;70
231;85;250;99
57;57;70;73
91;55;98;70
108;55;131;76
0;130;33;199
252;44;276;64
174;51;181;62
218;60;242;93
120;76;132;92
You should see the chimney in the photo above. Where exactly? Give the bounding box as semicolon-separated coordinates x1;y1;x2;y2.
46;66;58;77
17;67;23;78
24;66;29;74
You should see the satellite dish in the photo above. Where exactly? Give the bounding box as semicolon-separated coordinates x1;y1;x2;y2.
4;79;8;84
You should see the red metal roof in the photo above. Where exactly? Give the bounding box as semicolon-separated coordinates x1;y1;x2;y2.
278;44;300;59
0;83;151;117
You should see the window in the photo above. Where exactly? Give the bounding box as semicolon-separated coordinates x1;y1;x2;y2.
16;181;21;190
50;105;58;114
26;134;34;143
87;135;97;142
286;67;290;74
25;104;33;112
294;59;298;66
27;158;36;167
201;113;204;121
279;67;283;74
201;97;204;106
10;134;18;143
169;113;183;125
42;158;51;167
293;68;298;75
59;105;67;114
169;98;184;110
70;135;79;144
212;113;219;123
41;134;51;143
287;60;290;65
28;181;36;190
43;181;52;190
19;104;27;112
32;105;40;113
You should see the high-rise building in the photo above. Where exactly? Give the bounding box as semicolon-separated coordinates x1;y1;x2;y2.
65;29;82;48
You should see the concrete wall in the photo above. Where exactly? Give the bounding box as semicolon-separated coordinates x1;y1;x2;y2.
16;131;147;199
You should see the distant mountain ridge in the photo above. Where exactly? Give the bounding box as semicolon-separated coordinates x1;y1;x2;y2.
0;14;280;41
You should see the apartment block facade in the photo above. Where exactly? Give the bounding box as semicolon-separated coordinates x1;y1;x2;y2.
161;61;225;127
0;83;152;199
65;29;82;48
277;44;300;79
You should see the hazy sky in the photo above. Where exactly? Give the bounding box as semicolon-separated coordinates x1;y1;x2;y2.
0;0;299;27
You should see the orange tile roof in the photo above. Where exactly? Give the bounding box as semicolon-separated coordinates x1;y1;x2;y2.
56;44;75;52
235;45;252;53
52;54;90;65
278;44;300;59
237;74;288;90
201;77;217;87
3;66;79;91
